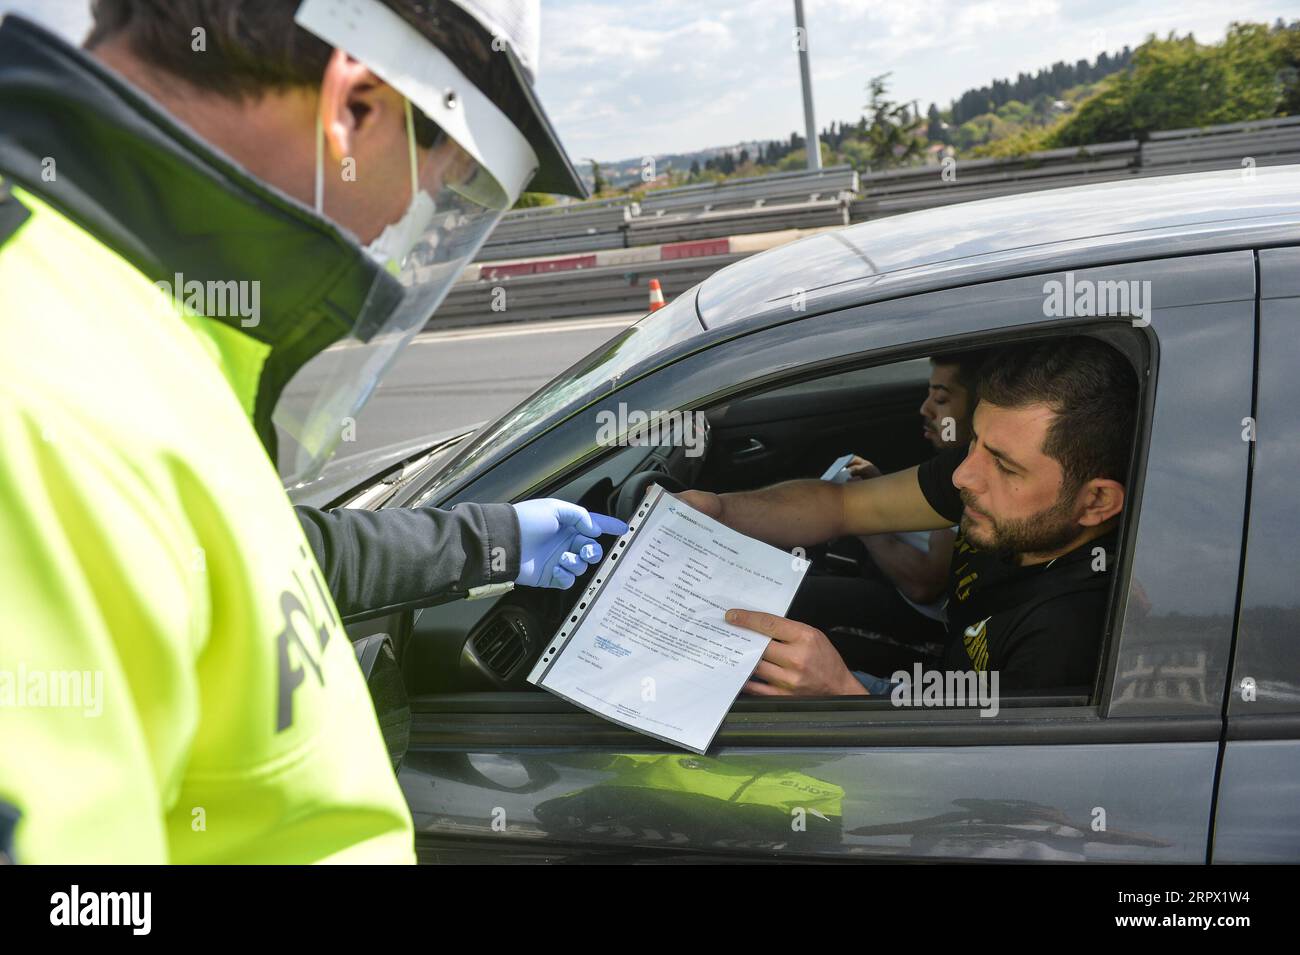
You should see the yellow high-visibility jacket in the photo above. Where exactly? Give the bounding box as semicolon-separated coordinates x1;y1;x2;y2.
0;17;520;863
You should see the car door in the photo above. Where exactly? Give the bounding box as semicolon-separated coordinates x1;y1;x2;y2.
1211;246;1300;862
400;250;1253;863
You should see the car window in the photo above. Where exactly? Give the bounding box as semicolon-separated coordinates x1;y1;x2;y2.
414;290;704;505
692;334;1143;709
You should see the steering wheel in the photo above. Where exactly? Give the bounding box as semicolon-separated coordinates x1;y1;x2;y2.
614;470;686;523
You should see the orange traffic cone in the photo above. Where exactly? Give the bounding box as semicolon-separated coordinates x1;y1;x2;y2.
648;278;665;312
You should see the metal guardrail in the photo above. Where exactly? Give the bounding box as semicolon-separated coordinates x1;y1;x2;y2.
1137;114;1300;175
477;117;1300;263
638;164;860;214
448;116;1300;326
478;231;625;261
476;166;860;258
434;252;745;327
627;197;848;245
852;141;1140;219
478;200;634;261
506;194;634;215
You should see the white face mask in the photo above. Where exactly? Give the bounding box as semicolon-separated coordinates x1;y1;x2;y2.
365;189;437;269
315;97;437;269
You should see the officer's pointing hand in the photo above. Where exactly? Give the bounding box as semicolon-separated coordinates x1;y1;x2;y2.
512;499;627;590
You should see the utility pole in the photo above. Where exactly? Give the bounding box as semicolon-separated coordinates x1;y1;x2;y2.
793;0;821;171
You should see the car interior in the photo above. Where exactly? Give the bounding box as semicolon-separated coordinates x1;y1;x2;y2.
351;330;1146;716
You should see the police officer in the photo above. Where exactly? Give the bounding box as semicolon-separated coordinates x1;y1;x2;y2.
0;0;624;863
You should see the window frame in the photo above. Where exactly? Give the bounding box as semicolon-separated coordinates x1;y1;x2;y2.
411;251;1251;746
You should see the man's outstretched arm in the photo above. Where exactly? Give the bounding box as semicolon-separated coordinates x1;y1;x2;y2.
680;464;950;549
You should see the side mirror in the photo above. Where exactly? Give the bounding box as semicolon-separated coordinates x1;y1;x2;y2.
352;633;410;772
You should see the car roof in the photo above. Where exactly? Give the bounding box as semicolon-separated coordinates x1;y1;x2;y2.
696;165;1300;329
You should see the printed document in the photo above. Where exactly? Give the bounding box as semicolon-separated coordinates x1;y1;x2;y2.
527;484;809;753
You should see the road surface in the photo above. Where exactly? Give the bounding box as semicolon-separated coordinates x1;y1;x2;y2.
290;314;642;459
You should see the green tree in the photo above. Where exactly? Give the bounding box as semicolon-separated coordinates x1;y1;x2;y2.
1050;23;1297;146
585;158;607;195
1278;21;1300;115
858;72;925;169
512;192;556;209
926;102;946;143
777;141;834;171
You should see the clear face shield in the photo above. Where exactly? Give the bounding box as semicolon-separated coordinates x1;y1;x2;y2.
276;0;539;488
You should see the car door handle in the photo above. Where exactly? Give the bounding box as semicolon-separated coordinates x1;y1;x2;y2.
732;438;767;461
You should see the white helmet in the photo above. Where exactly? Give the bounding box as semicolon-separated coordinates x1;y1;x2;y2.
277;0;583;487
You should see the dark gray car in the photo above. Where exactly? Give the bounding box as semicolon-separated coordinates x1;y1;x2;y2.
331;165;1300;863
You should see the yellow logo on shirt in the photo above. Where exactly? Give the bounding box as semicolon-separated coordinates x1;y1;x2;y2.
952;531;979;602
963;617;991;672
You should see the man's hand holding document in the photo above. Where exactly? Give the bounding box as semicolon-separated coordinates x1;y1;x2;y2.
527;485;810;753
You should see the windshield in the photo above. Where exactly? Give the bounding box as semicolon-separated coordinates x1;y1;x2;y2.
414;288;704;505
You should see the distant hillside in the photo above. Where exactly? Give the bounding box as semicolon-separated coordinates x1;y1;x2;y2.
562;18;1300;202
572;47;1136;195
946;48;1135;127
588;142;772;191
977;20;1300;157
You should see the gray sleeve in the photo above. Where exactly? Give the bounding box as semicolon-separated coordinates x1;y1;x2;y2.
295;502;521;623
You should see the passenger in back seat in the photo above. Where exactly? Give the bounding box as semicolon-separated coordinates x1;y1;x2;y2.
786;351;987;665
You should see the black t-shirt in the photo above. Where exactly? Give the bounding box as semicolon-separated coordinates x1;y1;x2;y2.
915;447;1114;692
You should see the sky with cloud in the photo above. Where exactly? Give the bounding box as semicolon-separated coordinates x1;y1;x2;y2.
4;0;1295;162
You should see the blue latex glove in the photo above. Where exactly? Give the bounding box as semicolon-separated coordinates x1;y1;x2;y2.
512;499;628;590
